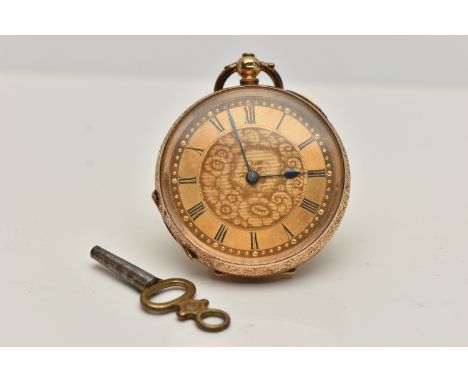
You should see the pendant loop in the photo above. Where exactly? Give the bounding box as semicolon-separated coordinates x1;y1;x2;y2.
214;53;284;91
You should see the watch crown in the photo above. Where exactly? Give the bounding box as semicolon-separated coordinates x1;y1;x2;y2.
237;53;261;85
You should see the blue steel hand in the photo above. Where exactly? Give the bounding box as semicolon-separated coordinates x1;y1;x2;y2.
227;109;251;172
260;169;306;179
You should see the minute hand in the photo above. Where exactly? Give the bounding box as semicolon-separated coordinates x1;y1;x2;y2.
227;109;251;172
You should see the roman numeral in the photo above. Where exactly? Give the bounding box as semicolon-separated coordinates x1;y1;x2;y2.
298;136;314;150
276;113;286;129
210;116;225;133
307;169;326;178
214;224;228;243
185;146;204;155
178;176;197;184
282;224;294;240
244;105;255;124
250;232;259;250
300;198;319;214
187;202;206;220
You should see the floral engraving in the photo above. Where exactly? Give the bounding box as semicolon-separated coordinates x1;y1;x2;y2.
200;128;305;229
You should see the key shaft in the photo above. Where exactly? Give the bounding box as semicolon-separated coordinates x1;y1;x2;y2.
91;246;160;291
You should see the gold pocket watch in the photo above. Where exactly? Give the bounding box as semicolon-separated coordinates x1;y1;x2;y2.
153;53;350;277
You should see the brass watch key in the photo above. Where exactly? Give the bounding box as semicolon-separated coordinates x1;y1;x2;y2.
90;246;230;332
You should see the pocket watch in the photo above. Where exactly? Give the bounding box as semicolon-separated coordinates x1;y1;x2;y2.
153;53;350;277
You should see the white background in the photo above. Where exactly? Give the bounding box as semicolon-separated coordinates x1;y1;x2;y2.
1;36;468;346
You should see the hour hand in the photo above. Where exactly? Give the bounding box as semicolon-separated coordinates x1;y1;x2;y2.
260;169;306;179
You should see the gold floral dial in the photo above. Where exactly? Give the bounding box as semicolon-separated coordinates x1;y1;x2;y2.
155;86;349;276
200;128;304;229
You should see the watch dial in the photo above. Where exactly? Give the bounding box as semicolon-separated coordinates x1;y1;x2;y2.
157;86;347;268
